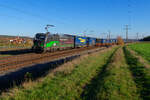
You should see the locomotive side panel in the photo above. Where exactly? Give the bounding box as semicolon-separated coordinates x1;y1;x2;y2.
44;34;60;51
45;34;74;51
59;34;74;49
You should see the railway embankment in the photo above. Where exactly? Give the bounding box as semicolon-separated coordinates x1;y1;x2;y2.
0;47;117;100
0;47;106;93
1;43;150;100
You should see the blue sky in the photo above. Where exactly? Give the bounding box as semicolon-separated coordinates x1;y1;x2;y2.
0;0;150;38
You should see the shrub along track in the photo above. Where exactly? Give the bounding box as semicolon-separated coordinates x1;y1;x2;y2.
0;46;104;74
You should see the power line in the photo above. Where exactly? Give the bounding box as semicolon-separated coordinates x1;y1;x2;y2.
0;4;43;19
108;30;111;40
124;25;131;42
0;3;69;26
136;32;139;40
0;14;21;19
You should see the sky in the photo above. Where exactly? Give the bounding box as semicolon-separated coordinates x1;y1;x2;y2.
0;0;150;39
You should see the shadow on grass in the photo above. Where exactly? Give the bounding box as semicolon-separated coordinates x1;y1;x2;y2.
0;49;32;56
123;47;150;100
80;48;117;100
0;48;104;95
0;55;80;94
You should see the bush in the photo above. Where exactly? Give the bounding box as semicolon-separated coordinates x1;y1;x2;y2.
117;36;124;45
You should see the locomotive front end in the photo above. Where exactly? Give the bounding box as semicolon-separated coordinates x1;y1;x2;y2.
32;33;46;52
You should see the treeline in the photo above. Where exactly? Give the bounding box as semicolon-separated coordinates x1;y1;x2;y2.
0;35;33;39
142;36;150;41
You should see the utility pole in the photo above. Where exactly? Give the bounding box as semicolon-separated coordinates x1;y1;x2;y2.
142;34;145;39
124;25;130;42
136;32;139;41
108;30;111;40
107;30;111;44
102;33;106;39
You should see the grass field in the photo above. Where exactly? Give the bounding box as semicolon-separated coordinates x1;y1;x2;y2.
124;46;150;100
128;42;150;62
0;47;118;100
1;43;150;100
0;36;33;57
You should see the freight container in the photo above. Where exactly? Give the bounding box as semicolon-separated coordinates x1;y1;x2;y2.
74;36;87;47
87;37;96;46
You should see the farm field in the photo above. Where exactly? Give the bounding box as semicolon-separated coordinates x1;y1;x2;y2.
0;35;33;55
0;36;33;57
0;36;33;47
128;42;150;62
0;44;150;100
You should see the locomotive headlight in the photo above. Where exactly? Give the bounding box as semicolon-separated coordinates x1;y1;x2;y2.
53;43;57;46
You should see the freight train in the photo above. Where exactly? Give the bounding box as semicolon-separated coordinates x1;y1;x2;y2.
32;32;117;52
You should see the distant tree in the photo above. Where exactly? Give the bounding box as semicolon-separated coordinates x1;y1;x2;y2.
142;36;150;41
117;36;124;45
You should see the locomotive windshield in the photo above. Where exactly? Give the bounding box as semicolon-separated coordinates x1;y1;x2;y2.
35;33;46;40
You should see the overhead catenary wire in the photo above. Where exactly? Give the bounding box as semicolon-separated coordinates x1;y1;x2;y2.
0;4;44;19
0;3;70;25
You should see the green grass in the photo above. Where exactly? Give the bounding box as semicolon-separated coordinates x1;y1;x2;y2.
0;47;117;100
123;46;150;100
128;43;150;62
82;47;140;100
3;45;149;100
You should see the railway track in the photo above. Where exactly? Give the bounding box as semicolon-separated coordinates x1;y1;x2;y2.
0;47;104;74
0;49;33;60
